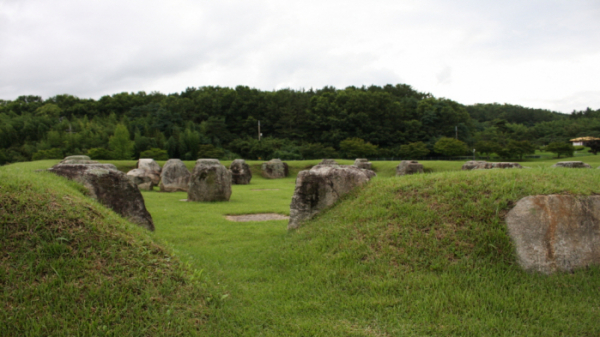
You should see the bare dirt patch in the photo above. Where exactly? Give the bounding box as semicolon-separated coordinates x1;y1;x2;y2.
225;213;289;222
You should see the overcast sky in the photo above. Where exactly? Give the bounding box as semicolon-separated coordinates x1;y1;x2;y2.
1;0;599;113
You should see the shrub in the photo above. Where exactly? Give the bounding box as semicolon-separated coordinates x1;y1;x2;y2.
433;137;467;157
546;142;574;158
339;138;378;159
299;143;338;159
197;144;225;159
139;148;169;160
87;148;112;160
32;148;63;161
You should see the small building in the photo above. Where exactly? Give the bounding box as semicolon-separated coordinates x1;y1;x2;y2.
570;137;600;146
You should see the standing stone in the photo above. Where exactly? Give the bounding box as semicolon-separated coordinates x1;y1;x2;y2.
48;160;154;231
551;161;592;168
126;169;155;191
261;159;289;179
188;159;232;202
230;159;252;185
288;165;376;229
505;195;600;274
353;158;372;170
396;160;424;176
159;159;191;192
136;158;161;184
137;158;161;173
471;162;523;170
462;161;487;170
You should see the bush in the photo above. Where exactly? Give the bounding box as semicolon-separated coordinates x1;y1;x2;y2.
433;137;467;157
32;148;63;161
546;142;574;158
87;148;112;160
398;141;430;159
197;144;225;159
139;148;169;160
339;138;378;159
299;143;338;159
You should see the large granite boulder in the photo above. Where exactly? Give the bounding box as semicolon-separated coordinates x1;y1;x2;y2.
230;159;252;185
472;162;523;170
126;169;155;191
136;158;161;184
552;161;592;168
159;159;191;192
261;159;289;179
396;160;424;176
505;195;600;274
188;159;232;202
353;158;372;170
288;165;376;229
48;161;154;231
462;161;487;170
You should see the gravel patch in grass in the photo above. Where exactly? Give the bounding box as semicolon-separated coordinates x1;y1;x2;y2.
225;213;289;222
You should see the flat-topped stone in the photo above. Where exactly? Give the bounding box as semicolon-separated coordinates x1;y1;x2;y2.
319;159;339;166
188;159;232;202
396;160;424;176
462;161;487;170
126;168;155;190
230;159;252;185
58;155;99;165
552;161;592;168
261;159;289;179
472;162;523;170
353;158;372;170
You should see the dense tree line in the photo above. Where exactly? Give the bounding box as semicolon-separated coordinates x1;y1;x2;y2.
0;84;598;164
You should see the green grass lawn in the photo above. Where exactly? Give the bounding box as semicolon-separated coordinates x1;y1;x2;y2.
4;157;600;335
144;158;600;335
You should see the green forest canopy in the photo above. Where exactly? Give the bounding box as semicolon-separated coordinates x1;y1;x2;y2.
0;84;598;164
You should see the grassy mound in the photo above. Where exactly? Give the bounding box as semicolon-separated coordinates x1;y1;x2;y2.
0;163;207;336
266;168;600;335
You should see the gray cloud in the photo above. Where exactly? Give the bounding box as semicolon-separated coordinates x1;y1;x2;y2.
0;0;599;112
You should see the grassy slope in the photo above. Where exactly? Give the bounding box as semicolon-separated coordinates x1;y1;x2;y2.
0;161;207;336
5;156;600;335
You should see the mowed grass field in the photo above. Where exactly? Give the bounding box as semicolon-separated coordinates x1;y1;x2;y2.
4;156;600;335
142;157;600;335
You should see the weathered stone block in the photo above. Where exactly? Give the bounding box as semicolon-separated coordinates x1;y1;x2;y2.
551;161;592;168
288;165;376;229
353;158;372;170
230;159;252;185
472;162;523;170
159;159;191;192
505;194;600;274
48;162;154;231
188;159;232;202
261;159;289;179
396;160;424;176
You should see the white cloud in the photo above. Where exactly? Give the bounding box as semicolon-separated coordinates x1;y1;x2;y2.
1;0;599;112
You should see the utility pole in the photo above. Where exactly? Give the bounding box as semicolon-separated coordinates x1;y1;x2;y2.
258;120;261;141
455;126;458;140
